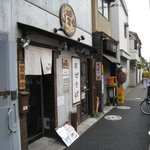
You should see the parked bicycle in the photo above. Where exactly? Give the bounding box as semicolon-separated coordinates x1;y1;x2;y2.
140;85;150;115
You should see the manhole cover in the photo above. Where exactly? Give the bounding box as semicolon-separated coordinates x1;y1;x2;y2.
117;106;131;110
104;115;122;121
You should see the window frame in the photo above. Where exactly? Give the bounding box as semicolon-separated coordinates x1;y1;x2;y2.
98;0;109;20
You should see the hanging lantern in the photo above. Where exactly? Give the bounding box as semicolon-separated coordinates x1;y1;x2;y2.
117;71;127;84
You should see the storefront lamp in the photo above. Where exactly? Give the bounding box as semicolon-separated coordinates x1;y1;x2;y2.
54;26;64;33
78;35;85;42
20;36;30;49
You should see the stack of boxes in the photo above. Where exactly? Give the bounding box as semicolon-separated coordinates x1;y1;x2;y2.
117;87;125;104
108;76;117;87
107;76;125;105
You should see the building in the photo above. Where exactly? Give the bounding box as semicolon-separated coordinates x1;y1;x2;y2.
129;31;142;86
92;0;119;107
110;0;130;89
0;1;96;150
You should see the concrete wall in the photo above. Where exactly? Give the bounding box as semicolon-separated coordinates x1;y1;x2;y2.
56;50;78;126
0;1;21;150
13;0;92;46
118;0;129;54
0;0;93;148
11;0;92;127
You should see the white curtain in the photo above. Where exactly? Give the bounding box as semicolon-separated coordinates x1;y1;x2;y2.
40;48;52;75
25;45;52;75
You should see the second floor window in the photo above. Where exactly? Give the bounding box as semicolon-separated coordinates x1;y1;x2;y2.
98;0;109;20
134;40;137;50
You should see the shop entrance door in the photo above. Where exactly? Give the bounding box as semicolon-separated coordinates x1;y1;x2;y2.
80;58;89;121
26;76;43;143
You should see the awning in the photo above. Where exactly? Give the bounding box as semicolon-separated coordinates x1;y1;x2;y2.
103;54;119;64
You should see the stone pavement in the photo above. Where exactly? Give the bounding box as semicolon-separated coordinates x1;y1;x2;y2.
29;83;146;150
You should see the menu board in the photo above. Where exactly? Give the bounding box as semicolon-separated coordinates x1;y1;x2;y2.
56;123;79;146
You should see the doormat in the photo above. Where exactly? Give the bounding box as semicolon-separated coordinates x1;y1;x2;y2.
104;115;122;121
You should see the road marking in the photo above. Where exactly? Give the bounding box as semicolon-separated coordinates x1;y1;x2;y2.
117;106;131;110
135;97;142;100
104;115;122;121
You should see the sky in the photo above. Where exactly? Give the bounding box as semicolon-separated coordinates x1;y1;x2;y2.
125;0;150;61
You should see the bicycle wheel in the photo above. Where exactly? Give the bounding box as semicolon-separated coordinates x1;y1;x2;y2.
140;99;150;115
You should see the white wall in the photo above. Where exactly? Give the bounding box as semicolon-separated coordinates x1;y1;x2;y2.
118;0;129;54
110;0;130;88
13;0;92;46
0;1;13;40
56;50;78;126
10;0;92;126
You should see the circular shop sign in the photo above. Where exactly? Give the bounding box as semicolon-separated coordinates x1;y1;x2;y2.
60;4;76;37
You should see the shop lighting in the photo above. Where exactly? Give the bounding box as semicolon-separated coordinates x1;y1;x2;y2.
54;26;64;33
20;36;30;49
77;35;85;42
62;42;68;51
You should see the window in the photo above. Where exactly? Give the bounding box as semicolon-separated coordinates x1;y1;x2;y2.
124;23;128;38
124;24;127;38
98;0;109;20
134;40;137;50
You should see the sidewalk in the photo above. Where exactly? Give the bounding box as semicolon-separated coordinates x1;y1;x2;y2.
29;106;114;150
29;84;142;150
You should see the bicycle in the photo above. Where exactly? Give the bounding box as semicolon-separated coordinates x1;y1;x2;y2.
140;85;150;115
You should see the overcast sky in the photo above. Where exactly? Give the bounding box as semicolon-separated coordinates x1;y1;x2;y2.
125;0;150;61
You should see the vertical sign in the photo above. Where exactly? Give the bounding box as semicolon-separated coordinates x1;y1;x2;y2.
96;62;101;81
72;58;80;105
19;63;25;90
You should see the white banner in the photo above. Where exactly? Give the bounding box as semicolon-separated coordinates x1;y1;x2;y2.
40;48;52;74
25;45;52;75
72;58;80;105
25;46;42;75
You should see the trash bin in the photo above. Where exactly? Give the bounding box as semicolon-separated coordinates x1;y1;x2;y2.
71;112;78;131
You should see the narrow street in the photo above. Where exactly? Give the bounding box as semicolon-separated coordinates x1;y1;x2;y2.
29;83;150;150
64;83;150;150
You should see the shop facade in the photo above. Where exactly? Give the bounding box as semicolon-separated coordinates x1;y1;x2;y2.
0;1;96;150
92;0;118;108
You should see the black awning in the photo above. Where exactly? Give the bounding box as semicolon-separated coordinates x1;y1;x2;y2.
18;23;97;52
103;54;120;64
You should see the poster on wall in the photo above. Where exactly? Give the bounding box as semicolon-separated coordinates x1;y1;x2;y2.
72;57;80;105
96;62;101;81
